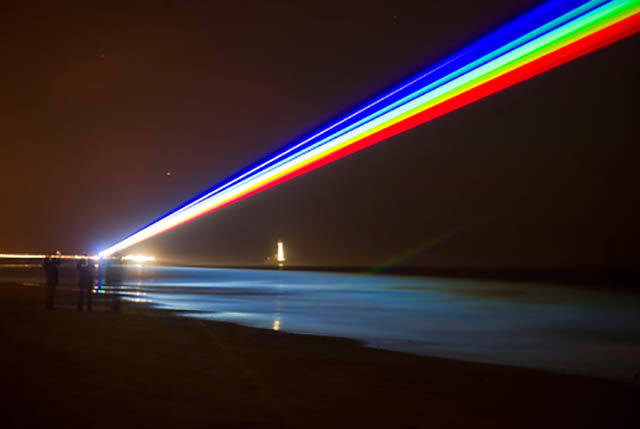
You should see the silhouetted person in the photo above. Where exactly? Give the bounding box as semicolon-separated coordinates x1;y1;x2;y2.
42;253;61;310
76;257;94;311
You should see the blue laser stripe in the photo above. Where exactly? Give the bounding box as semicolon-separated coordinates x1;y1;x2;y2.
301;0;601;141
165;1;594;207
254;0;608;170
156;0;610;211
117;1;595;243
116;1;598;244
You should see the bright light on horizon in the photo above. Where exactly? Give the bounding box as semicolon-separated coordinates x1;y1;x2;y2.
277;241;285;263
121;254;156;263
0;253;46;259
0;253;100;260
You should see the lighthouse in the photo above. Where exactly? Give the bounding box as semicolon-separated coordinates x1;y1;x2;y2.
276;241;285;267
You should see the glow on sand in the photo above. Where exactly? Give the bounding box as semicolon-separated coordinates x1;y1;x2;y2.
99;1;640;257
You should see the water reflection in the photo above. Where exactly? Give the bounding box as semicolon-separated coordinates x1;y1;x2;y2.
102;265;640;381
272;280;284;331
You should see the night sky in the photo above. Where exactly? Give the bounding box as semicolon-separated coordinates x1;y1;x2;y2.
2;1;639;268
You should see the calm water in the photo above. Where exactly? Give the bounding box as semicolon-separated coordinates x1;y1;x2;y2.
4;264;640;381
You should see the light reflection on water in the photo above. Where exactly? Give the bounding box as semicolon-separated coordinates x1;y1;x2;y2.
111;265;640;382
3;264;639;381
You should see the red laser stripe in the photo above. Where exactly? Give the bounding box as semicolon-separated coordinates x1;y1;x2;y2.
224;13;640;201
263;12;640;185
153;13;640;240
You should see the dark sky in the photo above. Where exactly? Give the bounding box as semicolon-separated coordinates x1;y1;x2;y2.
1;1;639;268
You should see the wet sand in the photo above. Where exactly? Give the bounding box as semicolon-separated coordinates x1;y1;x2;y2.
0;282;637;428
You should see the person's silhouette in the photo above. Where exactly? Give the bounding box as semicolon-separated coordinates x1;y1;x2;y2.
43;252;61;310
76;256;94;311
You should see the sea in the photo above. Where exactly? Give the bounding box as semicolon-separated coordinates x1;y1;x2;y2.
3;264;639;382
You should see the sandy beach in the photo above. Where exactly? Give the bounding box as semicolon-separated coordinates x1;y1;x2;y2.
1;281;637;428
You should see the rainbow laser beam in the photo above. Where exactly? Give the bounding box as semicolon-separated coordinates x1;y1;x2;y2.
98;0;640;257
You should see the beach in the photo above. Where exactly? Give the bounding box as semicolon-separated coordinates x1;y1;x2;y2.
1;281;637;428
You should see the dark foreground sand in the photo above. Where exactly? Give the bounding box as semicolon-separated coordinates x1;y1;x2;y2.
1;282;637;428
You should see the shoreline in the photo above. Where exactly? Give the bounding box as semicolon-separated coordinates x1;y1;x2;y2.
1;281;638;428
3;261;639;290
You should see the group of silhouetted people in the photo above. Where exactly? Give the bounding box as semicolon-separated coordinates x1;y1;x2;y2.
42;253;97;312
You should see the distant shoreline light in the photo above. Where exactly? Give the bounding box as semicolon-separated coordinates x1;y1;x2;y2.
0;253;46;259
98;0;640;257
0;253;100;260
121;254;156;263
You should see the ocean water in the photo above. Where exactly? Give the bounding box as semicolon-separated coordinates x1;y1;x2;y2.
4;264;640;381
